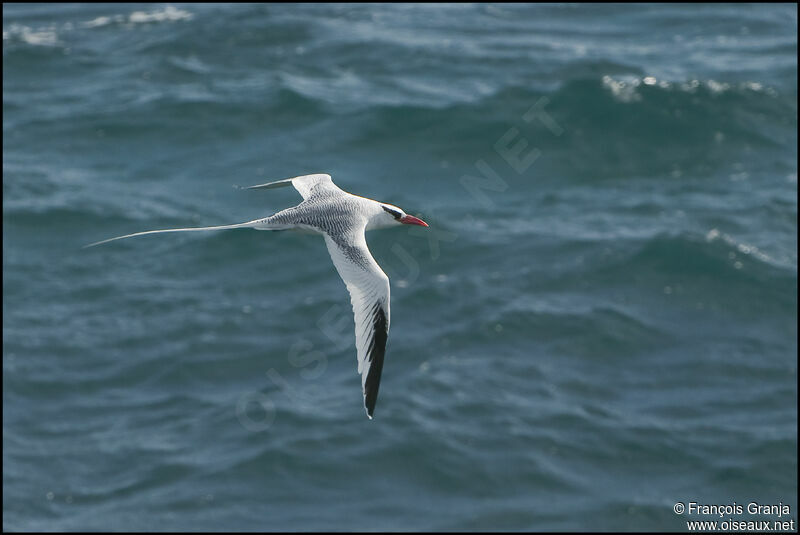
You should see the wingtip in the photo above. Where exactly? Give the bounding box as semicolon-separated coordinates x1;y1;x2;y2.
246;177;293;190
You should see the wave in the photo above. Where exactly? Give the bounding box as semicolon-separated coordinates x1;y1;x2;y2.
574;230;798;317
328;76;794;188
2;6;193;51
83;6;193;28
623;230;796;280
2;23;59;46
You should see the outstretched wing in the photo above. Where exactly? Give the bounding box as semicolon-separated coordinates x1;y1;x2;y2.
248;173;340;200
323;230;390;419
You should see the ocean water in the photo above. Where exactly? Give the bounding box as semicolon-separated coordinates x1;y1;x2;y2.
3;3;797;531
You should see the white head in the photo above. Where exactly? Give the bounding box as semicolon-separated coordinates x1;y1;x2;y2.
367;202;429;230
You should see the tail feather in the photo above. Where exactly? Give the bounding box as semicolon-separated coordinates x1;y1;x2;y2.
83;220;265;249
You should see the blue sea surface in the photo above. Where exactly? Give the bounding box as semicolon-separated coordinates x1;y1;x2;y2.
3;3;797;531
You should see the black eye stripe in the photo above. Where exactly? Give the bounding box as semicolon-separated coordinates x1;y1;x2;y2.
382;206;401;219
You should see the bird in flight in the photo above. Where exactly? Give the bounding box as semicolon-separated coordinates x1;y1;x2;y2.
86;174;428;419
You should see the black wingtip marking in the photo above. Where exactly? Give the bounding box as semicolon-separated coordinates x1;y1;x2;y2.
364;306;388;418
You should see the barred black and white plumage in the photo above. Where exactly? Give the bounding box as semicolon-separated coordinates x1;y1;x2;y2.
85;173;428;419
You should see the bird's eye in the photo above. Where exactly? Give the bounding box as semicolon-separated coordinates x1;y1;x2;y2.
382;206;402;219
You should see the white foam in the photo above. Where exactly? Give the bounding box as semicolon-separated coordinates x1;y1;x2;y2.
83;6;192;28
4;7;191;48
602;75;641;103
23;30;57;46
84;15;120;28
601;74;774;102
705;228;774;265
128;6;193;24
3;24;58;46
706;79;730;93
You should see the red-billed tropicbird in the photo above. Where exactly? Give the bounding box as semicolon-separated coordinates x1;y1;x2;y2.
86;174;428;419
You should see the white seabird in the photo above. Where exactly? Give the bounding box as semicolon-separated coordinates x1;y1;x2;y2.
86;174;428;419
